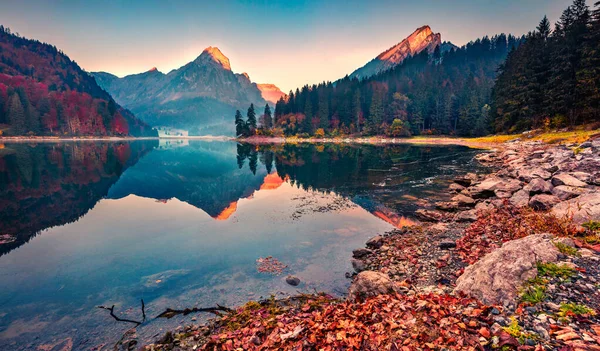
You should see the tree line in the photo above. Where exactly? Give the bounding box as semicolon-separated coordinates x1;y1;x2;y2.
492;0;600;132
234;0;599;138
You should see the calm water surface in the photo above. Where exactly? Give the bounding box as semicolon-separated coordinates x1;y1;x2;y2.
0;140;486;350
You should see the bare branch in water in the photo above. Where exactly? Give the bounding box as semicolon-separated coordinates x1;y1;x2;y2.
97;305;143;326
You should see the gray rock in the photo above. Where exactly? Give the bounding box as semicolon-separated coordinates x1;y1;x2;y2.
435;201;460;212
415;209;444;222
348;271;396;301
552;193;600;226
351;259;366;273
551;173;588;187
518;168;552;182
366;235;384;249
524;178;553;194
352;248;373;259
454;234;560;305
510;189;530;207
529;194;561;211
452;194;476;207
449;183;465;192
551;185;586;201
455;210;478;222
285;275;301;286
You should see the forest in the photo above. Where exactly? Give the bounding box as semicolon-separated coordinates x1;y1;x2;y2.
0;26;157;137
237;0;599;138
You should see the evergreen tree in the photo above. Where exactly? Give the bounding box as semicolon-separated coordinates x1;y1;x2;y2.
235;110;245;137
263;104;273;129
8;93;26;135
246;103;257;135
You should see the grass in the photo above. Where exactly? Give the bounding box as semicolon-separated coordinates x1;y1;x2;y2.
553;241;581;257
536;262;576;279
558;303;597;323
466;128;598;146
502;317;540;344
520;262;577;305
582;220;600;232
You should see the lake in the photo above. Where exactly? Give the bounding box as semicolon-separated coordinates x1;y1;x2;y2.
0;140;486;350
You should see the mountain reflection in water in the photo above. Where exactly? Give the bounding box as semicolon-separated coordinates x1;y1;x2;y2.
0;140;485;350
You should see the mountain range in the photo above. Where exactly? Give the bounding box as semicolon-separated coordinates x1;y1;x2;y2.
93;47;283;135
349;25;457;80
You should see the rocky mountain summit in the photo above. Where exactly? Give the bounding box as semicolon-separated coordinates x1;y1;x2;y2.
257;83;287;104
92;47;275;135
349;25;456;80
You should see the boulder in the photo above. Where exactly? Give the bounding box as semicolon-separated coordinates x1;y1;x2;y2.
452;194;476;207
570;171;592;184
509;189;530;207
285;275;301;286
455;210;478;222
468;178;504;199
454;234;560;306
551;173;587;187
529;194;561;211
518;168;552;182
449;183;465;192
551;185;586;201
352;248;373;259
348;271;396;301
524;178;553;194
415;209;444;222
454;173;478;187
435;201;460;212
351;259;366;273
366;235;384;249
552;193;600;226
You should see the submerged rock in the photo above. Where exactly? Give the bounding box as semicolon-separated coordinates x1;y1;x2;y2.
352;248;373;258
454;234;560;306
285;275;301;286
348;271;396;301
415;209;444;222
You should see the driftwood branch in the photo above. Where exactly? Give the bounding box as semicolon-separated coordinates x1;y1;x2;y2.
98;298;146;326
155;304;233;319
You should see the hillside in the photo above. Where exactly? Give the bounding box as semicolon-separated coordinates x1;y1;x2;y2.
0;26;157;137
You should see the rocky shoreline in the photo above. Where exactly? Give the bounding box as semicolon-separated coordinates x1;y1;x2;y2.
140;137;600;350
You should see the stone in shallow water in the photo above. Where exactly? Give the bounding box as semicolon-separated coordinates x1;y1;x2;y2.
366;235;384;249
352;248;373;259
285;275;301;286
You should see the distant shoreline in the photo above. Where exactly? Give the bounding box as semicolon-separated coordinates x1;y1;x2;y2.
0;135;233;143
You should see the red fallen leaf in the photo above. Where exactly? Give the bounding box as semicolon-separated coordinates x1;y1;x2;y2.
497;331;520;347
479;327;491;338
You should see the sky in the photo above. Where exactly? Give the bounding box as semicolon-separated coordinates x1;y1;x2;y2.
1;0;580;92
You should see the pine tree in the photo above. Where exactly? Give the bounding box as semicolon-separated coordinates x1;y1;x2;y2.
235;110;245;137
368;91;384;134
318;90;329;130
8;93;26;135
263;104;273;129
246;103;257;135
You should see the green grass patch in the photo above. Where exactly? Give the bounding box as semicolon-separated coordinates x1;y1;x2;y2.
536;262;576;279
521;285;547;305
582;220;600;232
553;242;581;257
503;317;540;344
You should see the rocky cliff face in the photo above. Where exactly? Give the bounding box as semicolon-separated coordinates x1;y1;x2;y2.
349;25;453;80
257;83;287;104
92;47;266;135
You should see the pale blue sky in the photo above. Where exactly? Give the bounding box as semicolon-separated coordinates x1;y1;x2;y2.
1;0;582;91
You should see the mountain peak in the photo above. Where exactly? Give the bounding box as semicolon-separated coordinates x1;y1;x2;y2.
148;67;158;72
349;25;443;80
196;46;231;70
